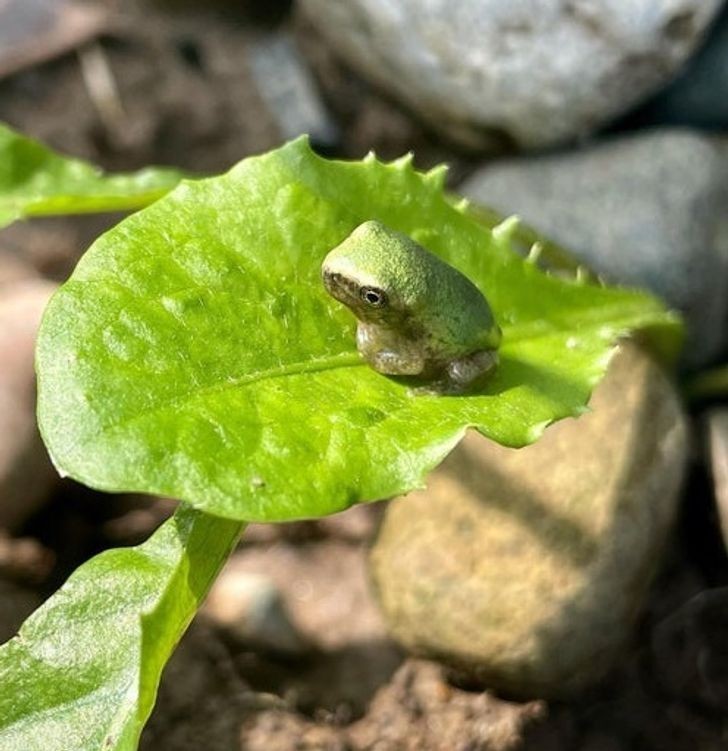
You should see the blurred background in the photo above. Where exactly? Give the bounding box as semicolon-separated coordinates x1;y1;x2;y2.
1;1;728;749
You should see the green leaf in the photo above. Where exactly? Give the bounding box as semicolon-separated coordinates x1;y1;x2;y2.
37;138;682;521
465;202;601;282
0;505;243;751
0;122;184;229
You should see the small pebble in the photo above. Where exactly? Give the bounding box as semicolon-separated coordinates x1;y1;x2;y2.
204;568;308;656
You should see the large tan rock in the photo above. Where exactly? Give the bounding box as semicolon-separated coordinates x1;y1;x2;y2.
370;342;688;698
0;281;59;530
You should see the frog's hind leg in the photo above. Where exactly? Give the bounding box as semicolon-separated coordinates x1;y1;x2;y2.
446;350;499;393
407;350;498;396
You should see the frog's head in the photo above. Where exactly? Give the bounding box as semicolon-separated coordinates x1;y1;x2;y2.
321;220;427;325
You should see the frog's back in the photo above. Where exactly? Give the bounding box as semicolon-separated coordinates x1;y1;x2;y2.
422;264;501;354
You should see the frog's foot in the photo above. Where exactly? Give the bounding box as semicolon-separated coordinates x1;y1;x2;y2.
448;350;498;390
410;350;499;396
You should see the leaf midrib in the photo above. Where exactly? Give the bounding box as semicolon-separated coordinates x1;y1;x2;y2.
70;298;663;445
81;350;366;440
67;320;638;467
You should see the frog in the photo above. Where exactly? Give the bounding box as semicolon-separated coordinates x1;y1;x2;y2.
321;220;501;394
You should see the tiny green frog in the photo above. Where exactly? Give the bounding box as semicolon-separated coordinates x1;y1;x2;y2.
321;220;501;394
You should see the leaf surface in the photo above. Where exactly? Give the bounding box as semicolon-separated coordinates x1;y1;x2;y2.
0;505;242;751
0;122;183;229
37;138;682;521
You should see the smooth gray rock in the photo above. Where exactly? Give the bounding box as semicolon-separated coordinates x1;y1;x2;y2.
248;31;341;152
462;130;728;367
0;281;59;531
299;0;724;150
370;342;688;698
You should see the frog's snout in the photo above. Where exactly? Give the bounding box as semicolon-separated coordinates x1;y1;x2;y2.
322;267;359;304
321;267;340;295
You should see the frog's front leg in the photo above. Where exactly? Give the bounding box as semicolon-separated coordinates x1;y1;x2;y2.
356;323;425;375
370;348;426;375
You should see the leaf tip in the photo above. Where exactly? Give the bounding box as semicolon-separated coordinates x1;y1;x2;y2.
290;133;312;149
277;133;316;164
453;196;471;214
424;163;448;190
594;341;621;376
392;152;415;170
492;214;520;247
526;418;552;444
526;241;543;265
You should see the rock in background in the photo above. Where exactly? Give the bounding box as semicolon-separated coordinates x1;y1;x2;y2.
615;4;728;130
370;342;688;698
0;281;60;531
298;0;724;151
462;130;728;367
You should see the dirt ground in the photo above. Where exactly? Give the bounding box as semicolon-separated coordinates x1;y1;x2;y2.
2;2;728;749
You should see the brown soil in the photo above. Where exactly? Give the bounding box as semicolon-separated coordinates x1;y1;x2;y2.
141;516;547;751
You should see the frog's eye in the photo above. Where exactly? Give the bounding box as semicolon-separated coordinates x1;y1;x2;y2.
360;286;388;308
